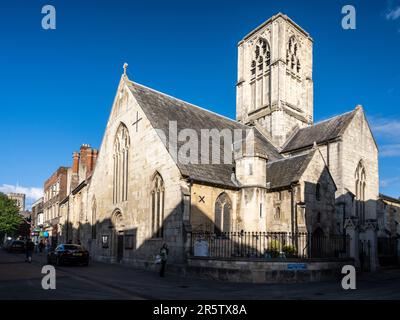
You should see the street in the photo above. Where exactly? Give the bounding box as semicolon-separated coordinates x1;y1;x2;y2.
0;249;400;300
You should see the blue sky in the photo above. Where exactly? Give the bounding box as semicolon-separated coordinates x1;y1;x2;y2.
0;0;399;207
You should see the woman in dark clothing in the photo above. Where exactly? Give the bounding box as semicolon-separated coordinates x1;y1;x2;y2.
159;243;169;277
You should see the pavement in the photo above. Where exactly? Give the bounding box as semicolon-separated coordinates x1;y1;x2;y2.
1;249;400;300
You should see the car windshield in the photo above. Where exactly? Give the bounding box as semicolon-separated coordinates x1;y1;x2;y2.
63;245;83;251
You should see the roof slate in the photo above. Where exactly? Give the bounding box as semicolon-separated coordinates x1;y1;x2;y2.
127;81;282;188
281;111;356;153
266;151;315;190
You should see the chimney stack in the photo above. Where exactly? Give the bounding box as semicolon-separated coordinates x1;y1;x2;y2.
72;152;80;174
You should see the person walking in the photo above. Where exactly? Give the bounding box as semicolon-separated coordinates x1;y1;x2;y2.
25;239;34;263
159;243;169;277
38;239;44;253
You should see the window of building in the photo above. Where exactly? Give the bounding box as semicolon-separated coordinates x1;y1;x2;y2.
250;38;271;110
214;192;232;233
151;173;165;238
274;207;281;220
287;36;300;73
355;160;366;223
113;123;130;204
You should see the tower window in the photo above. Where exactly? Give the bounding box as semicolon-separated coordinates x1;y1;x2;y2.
287;36;300;73
249;38;271;110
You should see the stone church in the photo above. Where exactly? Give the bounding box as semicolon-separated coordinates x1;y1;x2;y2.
63;13;379;270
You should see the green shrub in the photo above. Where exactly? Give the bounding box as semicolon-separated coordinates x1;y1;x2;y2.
282;245;297;257
264;239;281;258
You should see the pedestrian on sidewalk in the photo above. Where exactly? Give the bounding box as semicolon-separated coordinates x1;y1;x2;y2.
39;239;44;253
159;243;169;277
25;239;34;263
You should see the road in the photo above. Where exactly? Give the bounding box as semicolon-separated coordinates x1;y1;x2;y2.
1;249;400;300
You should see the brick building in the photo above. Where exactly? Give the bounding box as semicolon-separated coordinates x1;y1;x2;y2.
59;144;98;244
43;166;69;247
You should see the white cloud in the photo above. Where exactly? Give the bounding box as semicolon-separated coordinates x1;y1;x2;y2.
0;184;43;209
370;117;400;138
386;6;400;20
380;144;400;157
381;176;400;188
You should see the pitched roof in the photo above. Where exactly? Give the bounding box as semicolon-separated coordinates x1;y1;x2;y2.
266;151;315;190
379;193;400;205
281;111;357;153
127;81;282;188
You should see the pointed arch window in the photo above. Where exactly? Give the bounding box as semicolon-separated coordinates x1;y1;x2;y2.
250;38;271;110
214;193;232;233
113;123;130;204
355;161;366;223
274;207;281;221
287;36;300;73
151;173;165;238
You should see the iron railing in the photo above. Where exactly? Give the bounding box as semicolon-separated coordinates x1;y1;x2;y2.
191;231;350;260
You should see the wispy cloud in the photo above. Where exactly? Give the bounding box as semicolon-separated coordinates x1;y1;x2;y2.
370;117;400;138
380;144;400;157
386;6;400;20
381;176;400;188
369;116;400;158
0;184;43;210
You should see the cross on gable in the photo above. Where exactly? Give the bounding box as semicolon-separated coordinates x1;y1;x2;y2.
132;111;143;132
198;195;205;203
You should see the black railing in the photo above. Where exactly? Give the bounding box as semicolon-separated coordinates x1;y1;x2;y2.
191;231;350;260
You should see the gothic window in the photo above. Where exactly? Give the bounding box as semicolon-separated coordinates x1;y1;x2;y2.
113;123;130;204
250;38;271;110
214;193;232;233
274;207;281;221
355;161;366;223
151;173;165;238
316;183;321;201
91;198;97;240
287;36;300;73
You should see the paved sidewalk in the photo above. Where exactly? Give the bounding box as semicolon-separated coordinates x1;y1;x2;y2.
1;249;400;299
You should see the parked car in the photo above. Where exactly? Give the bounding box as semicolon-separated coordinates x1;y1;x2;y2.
47;244;89;266
6;240;26;253
2;239;13;250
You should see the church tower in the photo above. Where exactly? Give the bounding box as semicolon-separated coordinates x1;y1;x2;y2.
236;13;314;147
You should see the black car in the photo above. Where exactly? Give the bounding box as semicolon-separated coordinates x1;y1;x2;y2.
6;240;26;253
47;244;89;266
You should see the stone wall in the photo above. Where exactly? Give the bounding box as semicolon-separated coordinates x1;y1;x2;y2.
86;78;186;265
187;257;353;283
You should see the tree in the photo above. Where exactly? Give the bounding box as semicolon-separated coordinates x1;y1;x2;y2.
0;192;22;236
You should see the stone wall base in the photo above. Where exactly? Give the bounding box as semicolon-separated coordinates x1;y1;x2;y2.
186;257;354;283
92;254;354;283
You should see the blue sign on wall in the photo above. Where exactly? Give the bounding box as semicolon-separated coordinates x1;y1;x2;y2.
287;263;308;270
